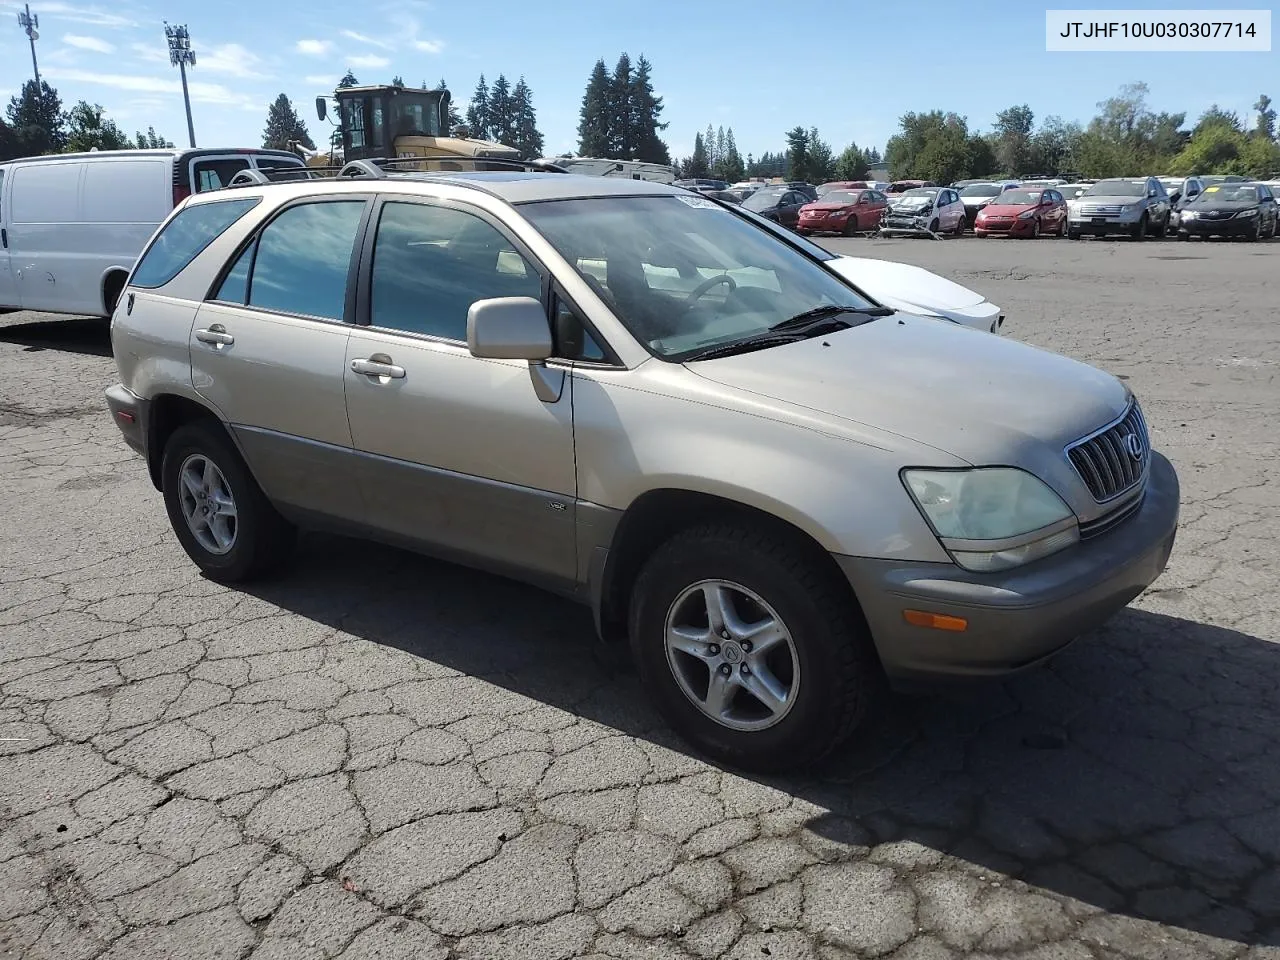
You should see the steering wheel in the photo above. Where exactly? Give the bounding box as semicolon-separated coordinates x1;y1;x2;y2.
681;274;737;310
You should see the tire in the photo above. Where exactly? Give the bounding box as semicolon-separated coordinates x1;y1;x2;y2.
1030;219;1041;239
1246;220;1260;242
842;218;858;237
628;524;880;773
928;218;940;237
1155;213;1169;238
161;420;296;583
1131;214;1147;241
953;216;965;237
1067;229;1081;240
1176;231;1188;241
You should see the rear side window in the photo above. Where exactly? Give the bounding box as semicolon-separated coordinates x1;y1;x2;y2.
130;198;260;289
243;200;366;320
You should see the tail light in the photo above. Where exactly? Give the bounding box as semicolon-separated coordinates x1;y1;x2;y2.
173;183;192;207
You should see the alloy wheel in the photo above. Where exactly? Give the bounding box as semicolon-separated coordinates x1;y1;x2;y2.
178;454;238;555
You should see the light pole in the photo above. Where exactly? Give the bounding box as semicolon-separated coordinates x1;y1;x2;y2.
164;21;197;148
16;4;40;93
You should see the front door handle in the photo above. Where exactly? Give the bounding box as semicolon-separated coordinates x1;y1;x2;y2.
195;325;234;346
351;357;406;379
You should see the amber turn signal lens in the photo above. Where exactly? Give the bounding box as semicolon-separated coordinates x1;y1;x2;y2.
902;609;968;632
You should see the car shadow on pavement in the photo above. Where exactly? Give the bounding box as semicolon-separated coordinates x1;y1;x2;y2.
0;316;112;357
245;532;1279;949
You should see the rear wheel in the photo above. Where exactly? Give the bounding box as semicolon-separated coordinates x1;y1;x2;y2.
629;524;880;772
161;421;296;583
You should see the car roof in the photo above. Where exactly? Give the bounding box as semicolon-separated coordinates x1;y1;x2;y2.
189;170;684;207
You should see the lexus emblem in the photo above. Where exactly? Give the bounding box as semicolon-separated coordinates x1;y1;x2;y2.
1124;433;1144;461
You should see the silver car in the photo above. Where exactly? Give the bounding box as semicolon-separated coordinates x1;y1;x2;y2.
1067;177;1172;240
104;166;1179;771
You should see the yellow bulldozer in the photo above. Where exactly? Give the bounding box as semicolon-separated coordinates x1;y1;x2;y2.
314;83;520;168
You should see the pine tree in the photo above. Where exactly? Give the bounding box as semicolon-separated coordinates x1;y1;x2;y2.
338;71;359;89
687;132;709;177
263;93;315;151
466;75;491;139
608;53;633;157
577;59;611;157
511;77;544;158
391;75;405;88
6;80;66;155
629;55;669;164
715;126;727;175
488;75;516;148
721;128;744;182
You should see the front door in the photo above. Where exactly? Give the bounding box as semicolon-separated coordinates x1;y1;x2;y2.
190;196;371;523
0;168;16;309
342;197;578;584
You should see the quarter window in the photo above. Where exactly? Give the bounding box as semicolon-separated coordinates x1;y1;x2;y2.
130;198;260;289
368;202;542;341
247;200;366;320
192;158;251;192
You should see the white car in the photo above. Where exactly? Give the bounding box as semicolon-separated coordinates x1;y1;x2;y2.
729;202;1005;334
828;256;1004;334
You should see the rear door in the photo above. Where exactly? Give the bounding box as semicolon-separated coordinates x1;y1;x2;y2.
190;195;372;523
0;167;15;309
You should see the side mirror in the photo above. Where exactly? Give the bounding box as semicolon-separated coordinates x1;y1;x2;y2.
315;97;327;122
467;297;553;361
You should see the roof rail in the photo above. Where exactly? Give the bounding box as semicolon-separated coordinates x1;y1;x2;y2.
221;165;348;189
337;156;569;176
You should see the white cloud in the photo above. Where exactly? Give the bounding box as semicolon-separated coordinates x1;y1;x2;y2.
296;39;332;55
304;74;337;86
341;29;392;49
0;1;134;28
413;39;444;54
63;34;114;53
349;54;390;69
198;43;267;79
130;41;169;65
42;67;262;111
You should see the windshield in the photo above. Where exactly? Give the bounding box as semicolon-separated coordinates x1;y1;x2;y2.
894;189;937;203
521;195;880;361
1085;179;1146;197
822;190;863;204
1195;184;1259;203
960;183;1002;198
742;189;785;211
995;189;1043;205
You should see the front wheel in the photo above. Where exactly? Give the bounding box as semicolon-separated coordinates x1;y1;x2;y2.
1131;214;1147;241
1067;228;1081;240
1030;219;1041;239
843;218;859;237
629;525;880;772
161;420;296;583
928;218;940;236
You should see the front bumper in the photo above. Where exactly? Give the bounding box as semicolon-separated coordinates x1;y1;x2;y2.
975;217;1036;236
1179;216;1256;236
835;451;1179;681
1068;216;1141;235
797;214;853;233
105;384;148;457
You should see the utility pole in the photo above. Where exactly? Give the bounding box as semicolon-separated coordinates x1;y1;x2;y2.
16;4;40;93
164;21;197;148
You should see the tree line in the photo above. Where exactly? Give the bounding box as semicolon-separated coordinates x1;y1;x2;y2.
0;80;172;160
884;83;1280;183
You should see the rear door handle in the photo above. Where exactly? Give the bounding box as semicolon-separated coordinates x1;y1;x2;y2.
195;326;234;346
351;357;405;379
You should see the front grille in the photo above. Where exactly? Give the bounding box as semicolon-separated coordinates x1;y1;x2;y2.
1079;491;1144;539
1197;210;1233;220
1067;401;1150;502
1081;204;1123;216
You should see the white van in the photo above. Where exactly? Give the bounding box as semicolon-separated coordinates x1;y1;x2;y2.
0;148;304;318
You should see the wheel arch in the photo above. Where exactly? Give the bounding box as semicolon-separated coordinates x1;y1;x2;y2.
99;266;131;318
592;487;869;646
145;393;228;491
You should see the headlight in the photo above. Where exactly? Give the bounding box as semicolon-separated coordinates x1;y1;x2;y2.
902;468;1079;573
1017;209;1037;220
1182;210;1198;219
1120;205;1133;213
1236;208;1258;218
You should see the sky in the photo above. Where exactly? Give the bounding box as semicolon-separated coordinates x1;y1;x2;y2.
1;0;1276;163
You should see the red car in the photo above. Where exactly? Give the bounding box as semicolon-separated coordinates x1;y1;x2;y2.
796;189;890;236
974;187;1069;238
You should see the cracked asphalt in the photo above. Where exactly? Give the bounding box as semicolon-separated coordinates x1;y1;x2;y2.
1;234;1277;960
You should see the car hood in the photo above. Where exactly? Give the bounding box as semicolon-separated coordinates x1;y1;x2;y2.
803;202;857;212
1075;194;1145;205
685;315;1127;467
827;256;985;310
980;202;1037;216
961;195;999;206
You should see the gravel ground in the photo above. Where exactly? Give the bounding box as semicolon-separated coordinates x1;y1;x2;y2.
1;233;1277;960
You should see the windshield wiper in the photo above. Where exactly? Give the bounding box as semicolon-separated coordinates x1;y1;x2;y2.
771;304;892;331
686;335;803;362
